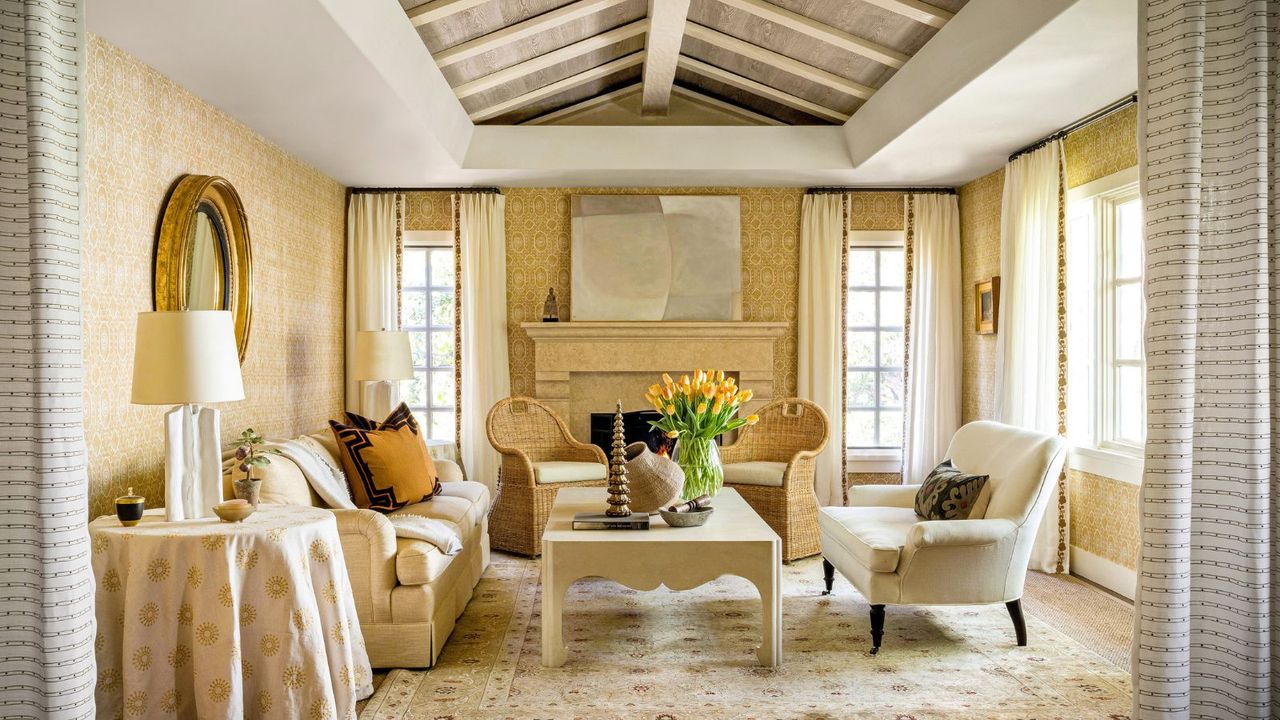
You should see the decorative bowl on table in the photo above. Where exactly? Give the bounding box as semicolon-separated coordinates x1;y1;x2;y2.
213;500;255;523
658;507;714;528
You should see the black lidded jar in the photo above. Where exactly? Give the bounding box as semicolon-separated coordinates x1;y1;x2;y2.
115;487;144;527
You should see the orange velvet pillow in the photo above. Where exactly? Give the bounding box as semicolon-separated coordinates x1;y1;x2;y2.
329;403;441;512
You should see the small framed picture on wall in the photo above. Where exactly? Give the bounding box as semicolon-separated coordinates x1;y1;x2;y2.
975;277;1000;334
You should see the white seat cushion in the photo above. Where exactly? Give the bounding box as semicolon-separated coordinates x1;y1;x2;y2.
533;461;607;485
818;506;918;573
723;461;788;487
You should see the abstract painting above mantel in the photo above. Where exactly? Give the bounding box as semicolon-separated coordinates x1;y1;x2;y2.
571;195;741;321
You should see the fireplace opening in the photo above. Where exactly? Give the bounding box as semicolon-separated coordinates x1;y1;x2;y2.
589;410;672;457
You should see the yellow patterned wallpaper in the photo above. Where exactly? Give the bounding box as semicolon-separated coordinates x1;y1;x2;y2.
1064;105;1138;189
82;36;347;518
958;168;1003;425
1069;469;1140;569
958;104;1140;570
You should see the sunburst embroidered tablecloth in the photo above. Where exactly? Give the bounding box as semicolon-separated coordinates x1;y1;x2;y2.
91;506;373;719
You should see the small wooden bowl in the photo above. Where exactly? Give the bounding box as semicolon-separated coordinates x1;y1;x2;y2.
658;507;714;528
213;502;255;523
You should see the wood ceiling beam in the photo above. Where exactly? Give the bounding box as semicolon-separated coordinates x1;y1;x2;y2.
676;55;849;123
712;0;909;69
670;86;783;125
434;0;631;68
522;83;642;125
640;0;693;115
857;0;954;29
469;51;645;123
684;22;874;100
453;19;649;99
406;0;489;27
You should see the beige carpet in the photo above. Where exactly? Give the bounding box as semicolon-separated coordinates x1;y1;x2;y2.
358;555;1131;719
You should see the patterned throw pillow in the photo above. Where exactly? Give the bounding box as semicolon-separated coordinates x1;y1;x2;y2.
914;460;989;520
329;403;441;512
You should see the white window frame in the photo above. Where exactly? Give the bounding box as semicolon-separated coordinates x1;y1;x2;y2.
401;230;455;441
845;230;906;473
1066;167;1145;485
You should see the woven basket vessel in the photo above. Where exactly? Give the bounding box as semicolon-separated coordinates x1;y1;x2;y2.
623;442;684;513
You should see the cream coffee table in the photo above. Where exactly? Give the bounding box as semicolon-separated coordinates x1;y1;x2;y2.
541;487;782;668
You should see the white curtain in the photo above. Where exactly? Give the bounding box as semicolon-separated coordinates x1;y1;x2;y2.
458;193;511;492
0;1;95;715
995;141;1067;573
1134;3;1278;717
798;193;846;506
903;194;962;484
345;193;401;416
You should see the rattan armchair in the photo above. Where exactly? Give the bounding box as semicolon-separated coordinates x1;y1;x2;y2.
720;398;829;562
486;397;608;556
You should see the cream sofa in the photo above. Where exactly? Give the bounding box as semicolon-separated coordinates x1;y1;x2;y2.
224;431;490;668
818;421;1067;653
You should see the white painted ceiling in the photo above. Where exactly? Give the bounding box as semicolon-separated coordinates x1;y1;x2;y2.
86;0;1136;187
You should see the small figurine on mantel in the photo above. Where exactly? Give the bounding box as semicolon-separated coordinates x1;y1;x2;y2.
542;288;560;322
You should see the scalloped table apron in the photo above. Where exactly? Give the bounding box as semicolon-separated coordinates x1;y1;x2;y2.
90;505;373;719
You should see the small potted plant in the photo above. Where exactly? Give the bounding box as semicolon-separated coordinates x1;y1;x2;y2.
232;428;279;507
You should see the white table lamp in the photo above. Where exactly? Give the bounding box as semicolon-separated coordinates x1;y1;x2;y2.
132;311;245;521
354;330;413;419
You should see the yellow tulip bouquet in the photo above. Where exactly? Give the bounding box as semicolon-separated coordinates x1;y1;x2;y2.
646;370;758;500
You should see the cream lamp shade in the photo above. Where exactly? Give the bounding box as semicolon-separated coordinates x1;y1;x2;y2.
131;311;246;405
354;330;414;381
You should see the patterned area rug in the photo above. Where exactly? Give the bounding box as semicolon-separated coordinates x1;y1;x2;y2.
359;556;1131;719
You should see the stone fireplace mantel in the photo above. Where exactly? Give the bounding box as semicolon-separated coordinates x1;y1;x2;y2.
520;321;788;441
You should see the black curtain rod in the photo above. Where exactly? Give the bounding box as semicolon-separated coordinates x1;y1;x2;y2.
348;186;503;194
806;186;957;195
1008;93;1138;163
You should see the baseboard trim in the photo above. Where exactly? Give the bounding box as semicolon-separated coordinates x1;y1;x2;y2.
1069;546;1135;600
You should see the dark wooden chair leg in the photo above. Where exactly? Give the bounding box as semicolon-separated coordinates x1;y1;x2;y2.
1006;599;1027;646
821;558;834;595
869;604;885;654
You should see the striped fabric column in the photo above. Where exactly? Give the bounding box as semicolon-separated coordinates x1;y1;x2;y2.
0;0;95;717
1134;1;1279;718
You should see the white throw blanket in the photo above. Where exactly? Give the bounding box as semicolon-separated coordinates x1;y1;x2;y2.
272;439;462;556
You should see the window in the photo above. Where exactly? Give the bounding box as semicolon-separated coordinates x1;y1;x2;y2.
1067;168;1145;459
846;232;905;453
401;231;455;441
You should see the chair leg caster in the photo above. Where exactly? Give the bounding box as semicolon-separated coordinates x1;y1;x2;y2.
821;557;834;596
869;603;885;654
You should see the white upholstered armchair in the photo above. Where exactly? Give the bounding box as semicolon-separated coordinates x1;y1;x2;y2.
818;421;1068;653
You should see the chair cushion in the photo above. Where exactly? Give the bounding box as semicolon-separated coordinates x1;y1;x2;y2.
533;461;607;484
393;535;454;586
330;403;441;512
723;461;787;487
914;460;989;520
818;506;917;573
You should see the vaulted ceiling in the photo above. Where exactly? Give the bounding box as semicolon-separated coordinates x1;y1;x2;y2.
401;0;969;125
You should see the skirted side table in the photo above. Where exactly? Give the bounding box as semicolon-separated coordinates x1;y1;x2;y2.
90;505;372;719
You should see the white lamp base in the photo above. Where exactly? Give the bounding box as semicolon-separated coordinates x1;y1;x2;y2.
163;403;224;521
360;380;396;420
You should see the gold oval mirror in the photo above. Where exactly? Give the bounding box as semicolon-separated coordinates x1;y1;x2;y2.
154;175;252;361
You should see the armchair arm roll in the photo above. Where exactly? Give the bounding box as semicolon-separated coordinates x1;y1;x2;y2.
331;508;397;624
906;518;1017;549
847;484;921;509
